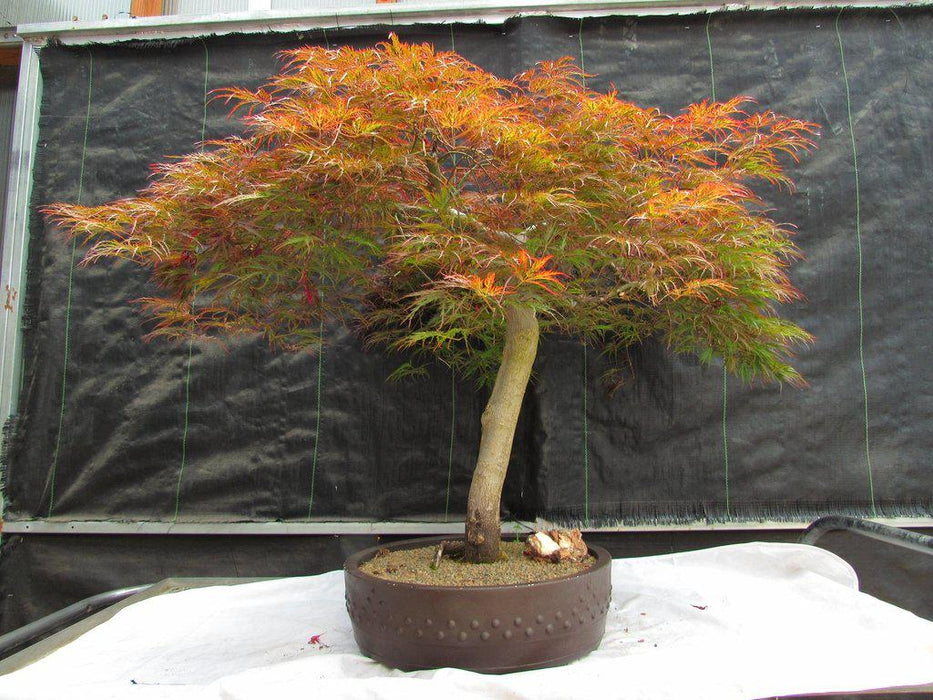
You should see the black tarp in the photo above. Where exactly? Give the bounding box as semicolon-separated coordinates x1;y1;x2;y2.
3;10;933;526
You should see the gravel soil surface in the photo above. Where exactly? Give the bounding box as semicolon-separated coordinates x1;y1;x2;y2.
359;540;595;586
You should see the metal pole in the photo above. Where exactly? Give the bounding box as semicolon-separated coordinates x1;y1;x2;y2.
0;41;42;516
802;515;933;556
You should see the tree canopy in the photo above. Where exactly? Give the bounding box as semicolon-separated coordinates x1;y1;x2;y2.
46;35;817;386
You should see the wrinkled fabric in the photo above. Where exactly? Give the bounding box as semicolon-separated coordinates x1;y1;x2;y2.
0;543;930;699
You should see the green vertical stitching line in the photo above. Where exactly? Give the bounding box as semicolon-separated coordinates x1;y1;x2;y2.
578;18;586;78
579;18;590;525
49;249;75;517
444;369;456;522
722;367;730;515
307;314;325;518
836;11;876;516
174;41;210;521
200;38;209;144
322;27;331;50
583;345;589;525
48;48;94;517
705;14;717;101
450;24;456;52
174;340;194;521
707;13;729;516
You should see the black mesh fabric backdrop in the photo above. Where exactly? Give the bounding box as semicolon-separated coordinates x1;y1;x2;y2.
3;11;933;526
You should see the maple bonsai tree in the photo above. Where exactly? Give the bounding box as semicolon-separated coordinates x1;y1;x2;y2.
46;36;815;563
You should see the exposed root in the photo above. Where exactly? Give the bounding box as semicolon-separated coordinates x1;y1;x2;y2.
431;539;466;569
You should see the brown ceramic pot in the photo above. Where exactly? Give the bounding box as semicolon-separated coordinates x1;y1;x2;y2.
344;536;612;674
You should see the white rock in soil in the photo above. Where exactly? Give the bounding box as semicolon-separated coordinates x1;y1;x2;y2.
527;531;560;558
524;529;589;563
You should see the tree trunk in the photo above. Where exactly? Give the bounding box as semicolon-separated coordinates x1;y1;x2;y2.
463;305;540;563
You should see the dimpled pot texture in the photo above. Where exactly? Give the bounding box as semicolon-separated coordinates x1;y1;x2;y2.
344;536;613;673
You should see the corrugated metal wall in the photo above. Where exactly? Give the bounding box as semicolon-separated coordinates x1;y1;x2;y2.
1;0;444;25
166;0;249;14
268;0;398;9
1;1;132;25
267;0;443;9
270;0;358;9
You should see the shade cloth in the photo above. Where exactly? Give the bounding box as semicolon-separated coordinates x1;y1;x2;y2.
11;13;933;528
0;543;930;699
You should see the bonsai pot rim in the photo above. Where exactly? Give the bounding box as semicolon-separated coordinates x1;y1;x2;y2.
344;535;613;674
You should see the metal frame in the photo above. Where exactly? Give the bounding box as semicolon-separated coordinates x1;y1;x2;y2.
0;584;150;662
3;516;932;535
0;577;268;674
0;40;41;459
12;0;933;46
802;515;933;555
2;520;516;535
1;3;932;534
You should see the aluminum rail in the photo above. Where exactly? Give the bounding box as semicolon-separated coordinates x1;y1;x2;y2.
0;584;151;661
0;41;41;477
3;516;932;535
2;520;487;535
11;0;933;45
802;515;933;556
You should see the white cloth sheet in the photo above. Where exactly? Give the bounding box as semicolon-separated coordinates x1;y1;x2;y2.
0;542;931;699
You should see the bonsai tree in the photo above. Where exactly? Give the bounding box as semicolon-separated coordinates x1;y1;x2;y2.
46;36;815;563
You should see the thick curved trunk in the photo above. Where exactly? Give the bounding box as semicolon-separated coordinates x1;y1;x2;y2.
463;305;539;563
